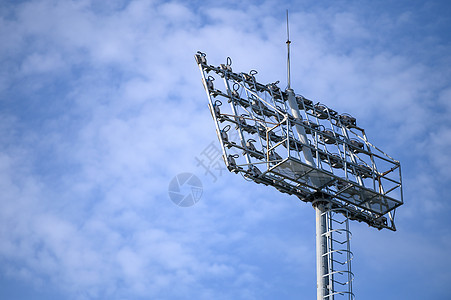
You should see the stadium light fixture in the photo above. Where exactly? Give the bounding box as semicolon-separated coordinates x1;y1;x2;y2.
195;13;403;299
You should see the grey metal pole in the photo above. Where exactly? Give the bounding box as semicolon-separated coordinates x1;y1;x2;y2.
285;89;316;169
286;10;291;90
284;14;316;171
315;202;330;300
284;29;331;299
286;88;327;298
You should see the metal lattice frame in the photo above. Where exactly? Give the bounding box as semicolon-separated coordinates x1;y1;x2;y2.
195;51;403;231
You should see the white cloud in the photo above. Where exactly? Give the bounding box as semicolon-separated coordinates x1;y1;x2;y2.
331;12;369;40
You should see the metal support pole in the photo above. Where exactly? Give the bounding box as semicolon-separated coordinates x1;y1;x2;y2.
315;202;330;299
286;10;291;90
286;89;316;168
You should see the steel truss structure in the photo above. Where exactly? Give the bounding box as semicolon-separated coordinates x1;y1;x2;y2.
196;51;403;298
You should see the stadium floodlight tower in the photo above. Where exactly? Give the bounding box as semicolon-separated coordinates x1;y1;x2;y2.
195;14;403;300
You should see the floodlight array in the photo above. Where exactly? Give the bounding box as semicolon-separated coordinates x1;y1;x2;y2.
196;51;403;230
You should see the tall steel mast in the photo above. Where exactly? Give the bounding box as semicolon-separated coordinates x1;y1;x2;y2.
195;12;403;299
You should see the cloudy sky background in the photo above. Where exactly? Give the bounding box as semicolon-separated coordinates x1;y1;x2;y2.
0;0;450;299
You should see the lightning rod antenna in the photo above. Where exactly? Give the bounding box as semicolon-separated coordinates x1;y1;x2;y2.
286;10;291;89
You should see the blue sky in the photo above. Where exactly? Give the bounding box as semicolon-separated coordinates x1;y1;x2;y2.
0;0;450;299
